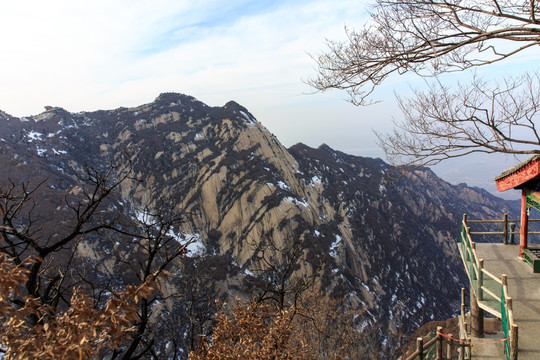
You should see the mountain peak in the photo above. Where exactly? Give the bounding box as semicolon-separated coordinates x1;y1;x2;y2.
222;100;251;116
154;92;194;102
223;100;244;109
0;93;516;356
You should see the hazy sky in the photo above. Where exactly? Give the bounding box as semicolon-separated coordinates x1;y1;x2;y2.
0;0;384;152
0;0;536;199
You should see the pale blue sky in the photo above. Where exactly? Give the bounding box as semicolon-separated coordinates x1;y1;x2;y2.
0;0;380;152
0;0;536;199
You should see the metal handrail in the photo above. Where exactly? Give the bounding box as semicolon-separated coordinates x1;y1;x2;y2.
460;215;518;360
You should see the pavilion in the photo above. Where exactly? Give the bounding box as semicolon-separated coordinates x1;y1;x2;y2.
495;154;540;270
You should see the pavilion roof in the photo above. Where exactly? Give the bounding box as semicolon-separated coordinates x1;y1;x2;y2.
494;155;540;192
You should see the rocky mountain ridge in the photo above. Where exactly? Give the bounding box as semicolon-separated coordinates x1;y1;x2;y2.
0;93;514;355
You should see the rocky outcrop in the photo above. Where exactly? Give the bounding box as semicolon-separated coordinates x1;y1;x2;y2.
0;92;515;342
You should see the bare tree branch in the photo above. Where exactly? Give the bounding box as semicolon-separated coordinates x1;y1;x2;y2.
309;0;540;167
375;72;540;167
309;1;540;106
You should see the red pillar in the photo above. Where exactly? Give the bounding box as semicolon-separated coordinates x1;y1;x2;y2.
520;189;528;257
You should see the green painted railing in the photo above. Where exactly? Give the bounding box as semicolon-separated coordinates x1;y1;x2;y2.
500;274;517;360
459;224;478;294
501;287;511;359
459;215;517;360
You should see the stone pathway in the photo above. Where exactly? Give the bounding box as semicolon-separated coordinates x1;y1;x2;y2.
473;243;540;360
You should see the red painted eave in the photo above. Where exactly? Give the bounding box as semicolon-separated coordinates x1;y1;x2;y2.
495;155;540;192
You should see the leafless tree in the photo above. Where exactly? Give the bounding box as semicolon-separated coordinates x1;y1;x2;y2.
246;237;323;311
378;72;540;166
108;201;193;360
0;245;160;360
0;160;133;305
309;0;540;166
0;159;199;359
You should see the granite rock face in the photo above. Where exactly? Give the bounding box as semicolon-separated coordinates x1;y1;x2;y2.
0;93;514;352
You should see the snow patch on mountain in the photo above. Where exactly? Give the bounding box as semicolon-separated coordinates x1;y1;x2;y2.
27;131;43;142
239;111;256;126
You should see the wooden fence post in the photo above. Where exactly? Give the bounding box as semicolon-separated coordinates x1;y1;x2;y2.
461;287;467;334
436;326;443;359
471;282;484;337
416;337;423;360
446;334;453;360
478;259;484;301
460;338;466;360
510;324;518;360
503;213;508;244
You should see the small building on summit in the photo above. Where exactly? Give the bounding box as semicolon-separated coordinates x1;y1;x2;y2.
398;156;540;359
495;154;540;267
454;155;540;360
